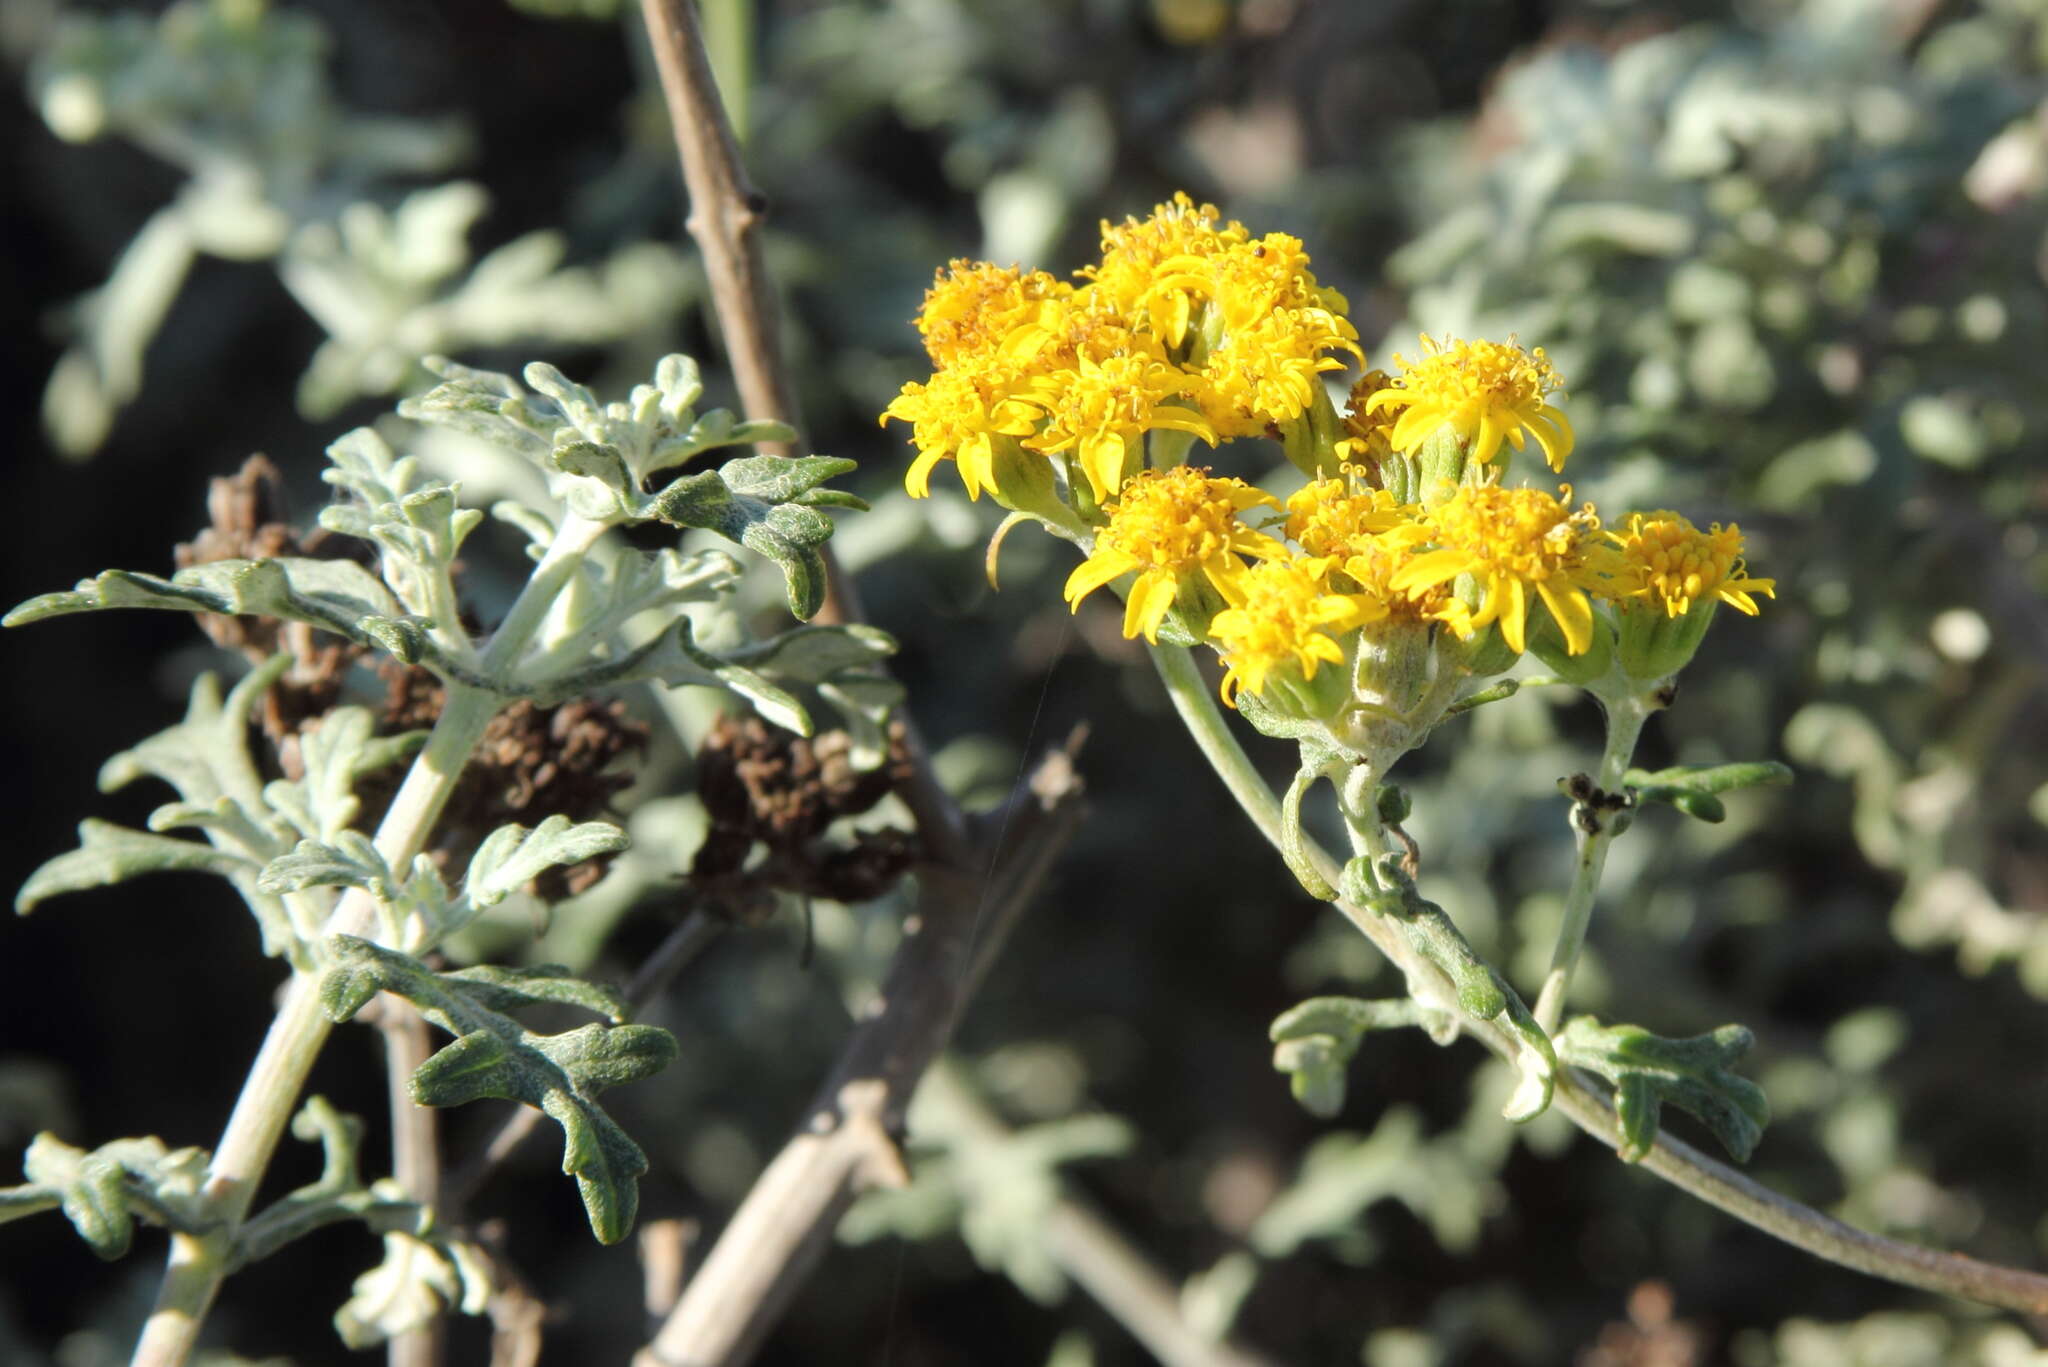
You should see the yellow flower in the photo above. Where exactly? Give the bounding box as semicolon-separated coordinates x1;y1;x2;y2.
1284;480;1407;559
1193;305;1362;438
1063;466;1282;642
1606;512;1775;617
1209;556;1386;704
914;260;1072;369
1207;232;1352;333
1339;368;1401;467
1086;193;1247;347
881;361;1038;499
1364;335;1574;472
1016;349;1215;503
1391;485;1604;655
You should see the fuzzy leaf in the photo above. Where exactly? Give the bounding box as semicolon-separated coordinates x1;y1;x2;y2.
18;819;260;914
318;936;676;1243
1269;997;1450;1119
257;834;393;899
717;455;857;504
647;464;841;620
335;1230;489;1349
1556;1017;1771;1163
438;963;629;1021
21;1134;130;1259
14;1133;212;1260
721;622;896;682
462;816;628;910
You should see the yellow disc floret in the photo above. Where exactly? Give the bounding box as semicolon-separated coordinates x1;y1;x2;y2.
1064;466;1282;642
915;260;1073;369
1086;193;1247;347
1364;335;1575;472
1193;305;1362;438
1016;349;1215;503
1209;556;1386;704
1284;480;1407;560
1392;485;1603;655
1606;512;1776;617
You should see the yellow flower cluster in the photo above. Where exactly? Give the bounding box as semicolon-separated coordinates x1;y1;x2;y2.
1365;333;1575;471
1064;464;1775;707
883;194;1360;505
886;196;1773;710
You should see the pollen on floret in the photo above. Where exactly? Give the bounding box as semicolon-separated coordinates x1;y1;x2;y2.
914;260;1072;369
1606;511;1776;617
1063;465;1283;643
1364;335;1575;472
1392;484;1604;655
1209;555;1385;704
1285;480;1407;561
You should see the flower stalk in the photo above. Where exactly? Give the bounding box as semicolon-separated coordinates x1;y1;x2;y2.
1531;686;1656;1034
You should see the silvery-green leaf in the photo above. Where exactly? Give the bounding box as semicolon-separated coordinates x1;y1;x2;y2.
317;936;678;1243
1556;1017;1771;1163
258;833;394;900
462;816;628;911
717;455;857;504
12;1132;212;1260
723;622;896;682
17;1134;130;1259
17;820;261;915
333;1231;477;1350
647;464;844;621
1268;997;1447;1119
398;360;555;462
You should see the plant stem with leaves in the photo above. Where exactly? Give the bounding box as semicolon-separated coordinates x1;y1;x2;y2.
129;515;602;1367
1146;638;2048;1315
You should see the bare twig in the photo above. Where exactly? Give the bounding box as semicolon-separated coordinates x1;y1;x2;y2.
638;745;1087;1367
634;0;967;863
640;1218;698;1321
916;1059;1281;1367
368;996;444;1367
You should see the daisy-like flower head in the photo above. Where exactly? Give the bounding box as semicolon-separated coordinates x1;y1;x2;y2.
1016;349;1215;503
1085;193;1247;348
999;292;1149;376
881;359;1042;500
915;260;1072;369
1205;232;1349;333
1063;466;1283;642
1606;512;1776;617
1209;555;1387;704
1285;480;1407;560
1390;484;1603;655
1193;306;1363;439
1364;335;1575;472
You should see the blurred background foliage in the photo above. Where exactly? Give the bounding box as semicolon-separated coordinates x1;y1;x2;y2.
3;0;2047;1363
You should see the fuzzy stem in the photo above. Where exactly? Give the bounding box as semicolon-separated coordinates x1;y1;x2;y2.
1532;690;1652;1033
1146;640;2048;1316
129;514;609;1367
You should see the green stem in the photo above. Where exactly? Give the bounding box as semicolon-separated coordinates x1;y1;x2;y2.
1145;643;1450;1013
1147;641;2048;1315
129;515;609;1367
1532;691;1652;1033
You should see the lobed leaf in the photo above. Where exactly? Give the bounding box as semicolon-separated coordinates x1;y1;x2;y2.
1557;1016;1771;1163
318;936;677;1243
